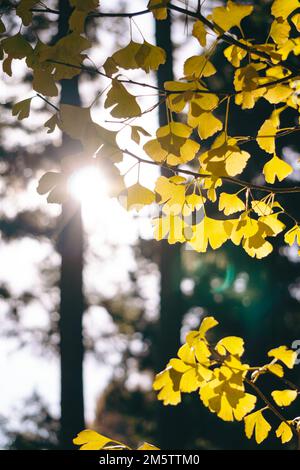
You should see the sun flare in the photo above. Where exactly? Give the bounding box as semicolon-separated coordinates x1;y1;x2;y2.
68;165;109;206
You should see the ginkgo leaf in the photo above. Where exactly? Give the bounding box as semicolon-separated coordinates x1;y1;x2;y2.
219;192;245;216
263;85;293;105
251;200;273;217
224;43;248;68
153;214;186;244
137;443;160;450
216;336;245;357
284;225;300;246
184;55;216;78
292;13;300;31
153;368;182;405
37;172;62;195
16;0;38;27
44;114;60;134
144;123;200;166
70;0;99;9
188;110;223;140
271;390;298;407
12;98;32;120
37;171;67;204
2;33;32;59
69;10;87;33
276;422;294;444
123;183;155;211
131;126;151;144
192;21;207;47
271;0;300;20
263;155;292;184
73;430;122;450
32;68;58;96
148;0;168;20
188;217;230;252
268;345;297;369
0;18;6;33
104;80;141;118
211;1;253;32
111;40;166;73
198;316;219;339
270;17;291;45
267;363;284;378
257;119;277;154
244;409;271;444
155;175;186;214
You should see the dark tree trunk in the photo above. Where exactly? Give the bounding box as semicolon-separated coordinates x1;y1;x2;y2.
57;0;85;449
155;12;184;449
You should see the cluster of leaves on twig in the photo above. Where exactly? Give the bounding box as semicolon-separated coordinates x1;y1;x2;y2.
1;1;300;259
153;316;299;446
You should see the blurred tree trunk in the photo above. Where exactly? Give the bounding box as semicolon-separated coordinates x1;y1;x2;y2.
155;12;184;449
57;0;85;449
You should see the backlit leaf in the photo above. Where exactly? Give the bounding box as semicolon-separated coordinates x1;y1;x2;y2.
244;409;271;444
276;422;294;444
268;346;297;369
263;155;292;183
271;389;297;407
211;1;253;32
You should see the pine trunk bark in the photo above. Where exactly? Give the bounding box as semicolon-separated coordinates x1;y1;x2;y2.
57;0;85;449
155;12;184;449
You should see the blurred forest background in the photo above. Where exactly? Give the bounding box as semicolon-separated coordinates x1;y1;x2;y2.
0;0;299;450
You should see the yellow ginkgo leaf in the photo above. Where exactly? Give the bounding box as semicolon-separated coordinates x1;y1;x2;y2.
267;363;284;378
137;443;160;450
153;214;186;244
73;430;121;450
225;148;251;177
271;0;300;20
216;336;245;357
268;345;297;369
122;183;155;211
111;40;166;73
270;17;290;45
257;119;277;154
153;368;182;405
190;111;223;140
198;316;219;339
155;175;186;214
219;192;245;216
224;42;248;68
211;1;253;32
263;155;292;184
188;217;230;252
192;20;207;47
271;390;298;407
147;0;167;20
284;225;300;246
244;409;271;444
104;80;141;118
292;13;300;31
184;55;216;78
263;84;293;105
251;200;273;216
276;422;294;444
